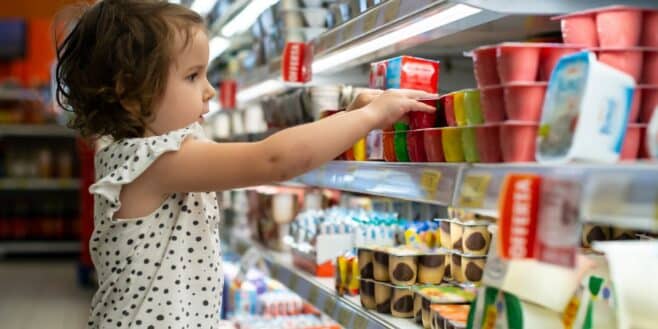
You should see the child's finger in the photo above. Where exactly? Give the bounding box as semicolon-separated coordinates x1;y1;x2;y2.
406;99;436;113
387;89;436;99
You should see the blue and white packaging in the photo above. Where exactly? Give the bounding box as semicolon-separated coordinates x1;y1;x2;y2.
537;51;636;163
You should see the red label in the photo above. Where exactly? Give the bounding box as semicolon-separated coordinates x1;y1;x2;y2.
220;80;237;109
399;56;439;93
282;42;313;83
498;174;541;259
369;61;387;89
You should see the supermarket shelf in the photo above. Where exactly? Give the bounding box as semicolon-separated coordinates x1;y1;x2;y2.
0;87;41;101
0;124;77;137
227;236;416;329
293;161;462;206
0;178;81;190
291;161;658;231
0;241;80;256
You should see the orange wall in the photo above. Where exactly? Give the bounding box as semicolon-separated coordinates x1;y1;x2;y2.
0;0;87;18
1;0;93;86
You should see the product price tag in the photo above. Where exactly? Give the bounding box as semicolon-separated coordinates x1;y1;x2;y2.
498;174;541;260
325;32;338;50
281;42;313;83
383;1;401;22
363;10;378;31
342;22;356;42
458;173;492;209
536;178;580;268
219;80;237;109
337;307;352;327
288;274;299;290
323;296;337;315
583;174;631;219
353;315;368;329
420;170;442;199
308;285;320;304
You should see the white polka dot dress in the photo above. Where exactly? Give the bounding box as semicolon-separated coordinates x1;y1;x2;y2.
87;123;223;329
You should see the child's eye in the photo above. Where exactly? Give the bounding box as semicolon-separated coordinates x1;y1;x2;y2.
186;73;198;82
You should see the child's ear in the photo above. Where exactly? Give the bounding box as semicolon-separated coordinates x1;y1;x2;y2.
115;78;140;115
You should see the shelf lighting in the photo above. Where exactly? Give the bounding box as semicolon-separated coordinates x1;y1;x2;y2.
191;0;218;16
312;4;482;73
221;0;280;37
209;36;230;62
236;79;286;104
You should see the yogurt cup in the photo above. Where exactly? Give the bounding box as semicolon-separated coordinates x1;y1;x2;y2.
480;85;506;123
500;121;539;162
503;82;548;122
472;45;500;87
497;43;541;83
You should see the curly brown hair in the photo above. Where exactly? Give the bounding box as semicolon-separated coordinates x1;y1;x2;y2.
55;0;204;140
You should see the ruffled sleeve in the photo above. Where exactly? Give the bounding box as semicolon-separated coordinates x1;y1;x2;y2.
90;123;207;219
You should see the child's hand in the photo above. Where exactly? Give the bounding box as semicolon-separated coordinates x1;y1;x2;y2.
346;89;383;111
362;89;436;129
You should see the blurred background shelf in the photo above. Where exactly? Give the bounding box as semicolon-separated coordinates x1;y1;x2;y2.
0;124;77;137
0;240;80;256
0;178;80;190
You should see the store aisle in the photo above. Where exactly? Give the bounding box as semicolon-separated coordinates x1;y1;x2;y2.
0;259;94;329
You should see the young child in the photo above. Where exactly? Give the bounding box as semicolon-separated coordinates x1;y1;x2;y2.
55;0;434;328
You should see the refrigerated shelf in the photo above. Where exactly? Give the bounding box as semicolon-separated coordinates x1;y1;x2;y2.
227;236;418;329
294;161;462;206
288;161;658;232
233;0;658;101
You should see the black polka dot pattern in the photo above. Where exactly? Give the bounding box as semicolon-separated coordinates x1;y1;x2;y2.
88;124;223;328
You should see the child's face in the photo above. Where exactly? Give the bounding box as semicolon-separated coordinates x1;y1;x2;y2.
149;27;216;135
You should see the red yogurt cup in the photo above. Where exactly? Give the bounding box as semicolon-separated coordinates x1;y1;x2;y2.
423;129;445;162
480;85;506;123
473;45;500;87
596;8;643;48
639;85;658;123
499;121;538;162
503;82;548;122
475;125;502;163
595;48;644;82
539;46;582;81
410;101;437;130
383;131;397;162
497;44;541;83
407;130;427;162
642;11;658;47
621;124;644;160
442;94;457;127
559;14;598;47
642;50;658;85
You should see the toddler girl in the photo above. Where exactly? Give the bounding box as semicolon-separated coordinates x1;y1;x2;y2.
55;0;434;328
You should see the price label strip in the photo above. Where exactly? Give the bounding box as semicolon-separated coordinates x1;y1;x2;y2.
363;10;378;31
458;173;492;209
323;296;337;316
383;1;401;23
337;307;353;327
308;285;320;305
352;315;369;329
420;170;442;200
342;21;357;42
288;274;300;291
